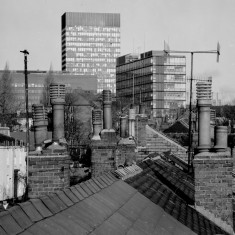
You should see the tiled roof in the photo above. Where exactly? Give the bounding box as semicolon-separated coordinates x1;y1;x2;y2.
0;172;198;235
138;158;194;205
126;160;230;235
0;158;230;235
163;120;189;134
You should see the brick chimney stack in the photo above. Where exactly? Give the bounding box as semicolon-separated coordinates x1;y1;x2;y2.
193;81;233;229
92;109;102;140
49;83;66;142
32;104;48;151
28;83;70;199
91;90;117;177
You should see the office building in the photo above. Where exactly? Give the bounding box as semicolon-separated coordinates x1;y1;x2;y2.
116;51;186;121
0;70;97;111
61;12;121;93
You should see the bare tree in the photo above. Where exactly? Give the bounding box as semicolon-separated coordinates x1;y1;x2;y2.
0;63;16;115
64;90;92;146
40;64;54;107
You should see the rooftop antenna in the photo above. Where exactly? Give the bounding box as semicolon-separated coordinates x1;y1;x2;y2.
163;41;220;172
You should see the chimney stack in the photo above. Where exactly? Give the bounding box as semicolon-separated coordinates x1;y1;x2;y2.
32;104;48;151
196;81;212;152
49;83;66;142
92;109;102;140
102;90;112;130
193;81;233;230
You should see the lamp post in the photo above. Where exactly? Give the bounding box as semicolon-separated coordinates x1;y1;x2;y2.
164;42;220;171
20;50;30;184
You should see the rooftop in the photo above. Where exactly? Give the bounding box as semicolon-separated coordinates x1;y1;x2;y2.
0;156;230;235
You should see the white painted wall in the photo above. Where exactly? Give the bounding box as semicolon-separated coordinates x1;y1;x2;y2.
0;146;26;201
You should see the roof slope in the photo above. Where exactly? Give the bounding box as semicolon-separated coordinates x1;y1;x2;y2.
0;173;195;235
138;158;194;205
163;120;189;134
125;160;229;235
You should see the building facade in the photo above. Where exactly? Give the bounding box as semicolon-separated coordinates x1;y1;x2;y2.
0;70;97;111
116;51;186;121
61;12;121;93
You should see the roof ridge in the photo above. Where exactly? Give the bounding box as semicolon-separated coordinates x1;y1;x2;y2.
147;125;187;151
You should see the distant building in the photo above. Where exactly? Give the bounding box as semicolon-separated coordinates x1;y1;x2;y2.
116;51;186;122
61;12;121;93
0;70;97;111
186;76;221;106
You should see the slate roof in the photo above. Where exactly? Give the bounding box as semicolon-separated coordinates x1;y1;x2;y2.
125;159;230;235
0;172;198;235
0;159;230;235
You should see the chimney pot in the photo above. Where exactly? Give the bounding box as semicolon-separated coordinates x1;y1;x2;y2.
102;90;112;130
49;83;66;142
32;104;48;151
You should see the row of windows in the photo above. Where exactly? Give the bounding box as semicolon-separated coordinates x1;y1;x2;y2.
65;42;120;49
13;83;44;88
67;51;120;58
66;26;120;33
116;58;151;73
66;48;120;54
152;56;186;66
66;43;120;50
68;67;116;73
66;62;113;68
65;36;120;43
65;57;116;63
66;31;120;38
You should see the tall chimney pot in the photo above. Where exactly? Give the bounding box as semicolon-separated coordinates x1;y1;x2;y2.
128;108;136;137
196;81;212;152
92;109;102;140
32;104;48;151
50;83;65;142
102;90;112;130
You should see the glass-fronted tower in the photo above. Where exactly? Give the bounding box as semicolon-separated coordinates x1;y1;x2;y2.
116;51;186;122
61;12;121;93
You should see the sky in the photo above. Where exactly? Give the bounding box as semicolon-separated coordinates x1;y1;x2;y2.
1;0;235;102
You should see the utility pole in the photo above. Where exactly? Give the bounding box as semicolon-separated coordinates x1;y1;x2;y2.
20;50;30;184
164;42;220;171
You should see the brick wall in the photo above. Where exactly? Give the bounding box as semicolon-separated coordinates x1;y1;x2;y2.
116;141;136;167
146;125;187;162
193;151;233;227
91;145;116;177
91;130;117;177
28;154;70;198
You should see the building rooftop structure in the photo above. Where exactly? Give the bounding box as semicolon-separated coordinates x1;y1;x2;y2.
116;50;186;123
61;12;121;93
0;153;231;235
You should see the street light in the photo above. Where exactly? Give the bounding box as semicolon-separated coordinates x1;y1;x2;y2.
20;50;30;184
164;42;220;171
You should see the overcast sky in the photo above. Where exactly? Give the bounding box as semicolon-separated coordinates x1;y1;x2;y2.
1;0;235;101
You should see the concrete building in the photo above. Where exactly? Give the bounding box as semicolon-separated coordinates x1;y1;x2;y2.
116;51;186;122
61;12;121;93
0;70;97;111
